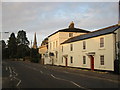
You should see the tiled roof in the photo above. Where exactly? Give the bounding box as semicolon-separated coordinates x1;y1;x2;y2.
61;24;120;44
48;28;90;37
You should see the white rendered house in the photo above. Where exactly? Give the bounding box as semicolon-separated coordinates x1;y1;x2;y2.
61;24;120;71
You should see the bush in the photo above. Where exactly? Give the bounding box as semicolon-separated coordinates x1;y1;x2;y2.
31;58;40;63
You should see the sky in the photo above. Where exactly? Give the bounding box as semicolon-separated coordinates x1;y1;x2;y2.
1;0;119;47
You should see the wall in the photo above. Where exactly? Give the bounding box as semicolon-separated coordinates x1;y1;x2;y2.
61;34;115;71
47;32;87;65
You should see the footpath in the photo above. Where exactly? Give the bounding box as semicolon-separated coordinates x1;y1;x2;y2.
45;64;120;83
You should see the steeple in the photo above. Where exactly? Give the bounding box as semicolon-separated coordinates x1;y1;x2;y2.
118;0;120;26
33;32;37;49
69;21;74;28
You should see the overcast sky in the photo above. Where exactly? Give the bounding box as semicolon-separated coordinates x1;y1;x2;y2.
1;1;119;47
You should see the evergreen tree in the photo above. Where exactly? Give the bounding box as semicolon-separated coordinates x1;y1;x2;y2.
8;33;17;58
16;30;30;59
1;40;9;59
17;30;29;45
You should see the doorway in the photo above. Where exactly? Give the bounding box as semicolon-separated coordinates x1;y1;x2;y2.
90;55;94;70
65;57;68;67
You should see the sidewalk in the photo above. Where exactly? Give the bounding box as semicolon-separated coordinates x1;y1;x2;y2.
45;64;120;83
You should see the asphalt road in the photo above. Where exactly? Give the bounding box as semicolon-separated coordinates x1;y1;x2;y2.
2;60;120;89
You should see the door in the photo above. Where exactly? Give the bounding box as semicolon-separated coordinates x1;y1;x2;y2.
90;56;94;70
65;57;68;67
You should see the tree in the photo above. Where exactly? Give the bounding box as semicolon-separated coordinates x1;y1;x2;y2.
17;30;29;45
17;44;30;58
30;48;40;63
0;40;9;59
16;30;30;59
7;33;17;58
1;40;6;59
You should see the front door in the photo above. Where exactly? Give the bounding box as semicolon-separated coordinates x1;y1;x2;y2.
65;57;68;67
90;56;94;70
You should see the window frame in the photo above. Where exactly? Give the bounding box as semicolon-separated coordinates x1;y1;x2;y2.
100;37;104;48
70;56;73;63
83;41;86;50
83;56;86;64
70;44;73;51
69;33;73;37
100;55;104;65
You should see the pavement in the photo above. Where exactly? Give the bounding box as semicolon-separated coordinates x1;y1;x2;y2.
44;64;120;82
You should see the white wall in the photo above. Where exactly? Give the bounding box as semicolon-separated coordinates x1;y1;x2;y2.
61;34;115;71
47;32;87;65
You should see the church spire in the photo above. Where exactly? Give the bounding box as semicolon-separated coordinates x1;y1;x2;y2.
33;32;37;49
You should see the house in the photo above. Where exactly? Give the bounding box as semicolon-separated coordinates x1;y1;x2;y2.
61;24;120;71
39;38;48;64
43;22;90;65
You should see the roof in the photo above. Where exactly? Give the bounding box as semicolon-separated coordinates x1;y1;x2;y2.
48;28;90;37
61;24;120;44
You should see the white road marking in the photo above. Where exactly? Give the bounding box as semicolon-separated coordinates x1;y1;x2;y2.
40;71;43;74
13;77;21;87
13;71;18;76
8;66;21;87
9;67;12;77
50;74;90;90
16;79;21;87
5;66;8;71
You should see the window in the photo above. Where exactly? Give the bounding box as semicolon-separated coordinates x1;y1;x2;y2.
69;33;73;37
55;51;58;58
53;42;55;49
50;43;52;50
83;56;86;64
83;41;86;49
100;38;104;48
56;41;58;47
70;44;73;51
62;57;63;63
70;56;73;63
100;55;104;65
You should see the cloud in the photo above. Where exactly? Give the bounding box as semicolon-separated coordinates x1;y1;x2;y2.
2;2;118;46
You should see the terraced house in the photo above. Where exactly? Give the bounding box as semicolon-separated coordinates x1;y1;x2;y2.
61;24;120;72
39;2;120;73
42;22;90;65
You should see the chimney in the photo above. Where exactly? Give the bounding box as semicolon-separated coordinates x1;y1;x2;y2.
69;21;74;28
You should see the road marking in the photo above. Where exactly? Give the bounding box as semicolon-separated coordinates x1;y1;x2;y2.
9;67;12;77
13;77;21;87
16;79;21;87
50;74;90;90
40;71;43;74
8;66;21;87
5;66;8;71
13;71;18;76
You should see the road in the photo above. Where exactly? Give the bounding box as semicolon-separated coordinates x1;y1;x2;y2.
2;60;120;89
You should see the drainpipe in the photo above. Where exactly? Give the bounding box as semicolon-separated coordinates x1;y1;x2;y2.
113;33;117;60
113;32;119;74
